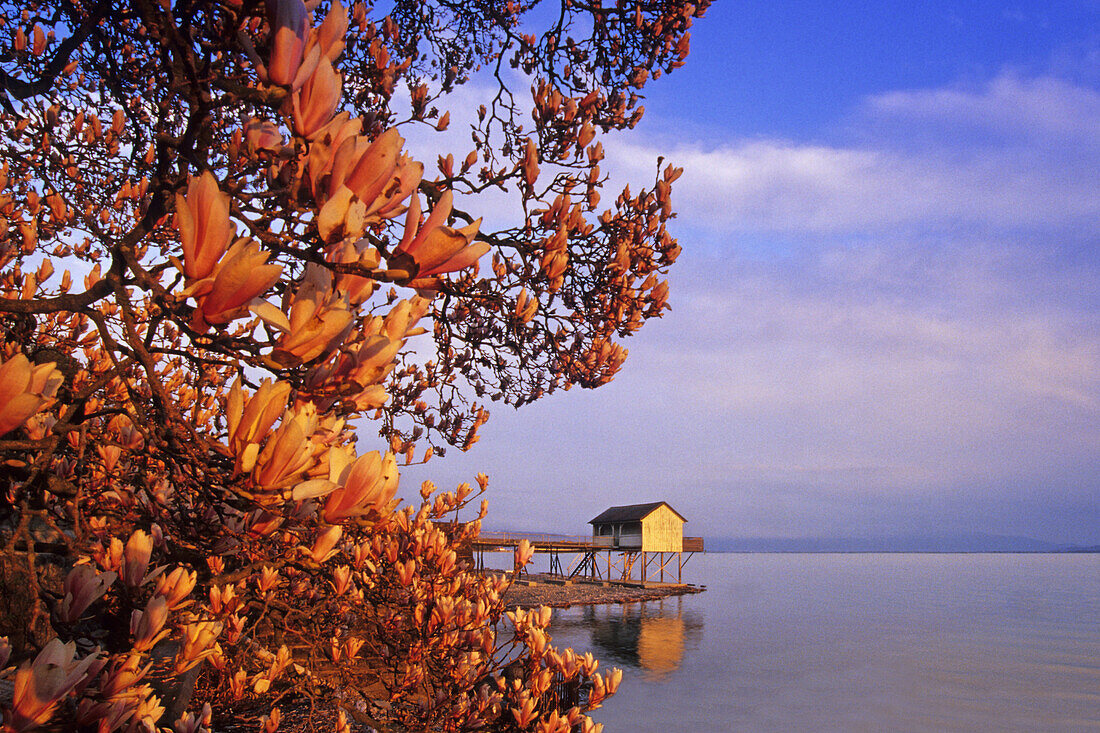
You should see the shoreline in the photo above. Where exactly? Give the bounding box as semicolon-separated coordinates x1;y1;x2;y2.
499;572;706;609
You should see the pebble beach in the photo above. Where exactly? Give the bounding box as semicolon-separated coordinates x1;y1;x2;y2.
500;573;706;609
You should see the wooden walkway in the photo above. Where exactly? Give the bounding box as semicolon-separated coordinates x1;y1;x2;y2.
472;532;596;551
471;531;704;584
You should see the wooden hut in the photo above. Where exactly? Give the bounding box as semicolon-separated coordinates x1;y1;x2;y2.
589;501;687;552
586;501;700;583
469;502;701;584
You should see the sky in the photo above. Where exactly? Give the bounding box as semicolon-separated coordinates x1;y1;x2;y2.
402;1;1100;546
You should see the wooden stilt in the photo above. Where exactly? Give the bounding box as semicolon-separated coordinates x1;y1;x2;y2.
465;530;703;585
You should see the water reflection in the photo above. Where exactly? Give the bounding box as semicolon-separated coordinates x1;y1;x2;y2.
547;554;1100;732
550;596;704;680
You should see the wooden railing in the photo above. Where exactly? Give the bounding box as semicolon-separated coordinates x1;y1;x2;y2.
475;531;592;544
682;536;705;552
473;531;706;553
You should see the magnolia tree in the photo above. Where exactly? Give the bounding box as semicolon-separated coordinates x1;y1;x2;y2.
0;0;706;730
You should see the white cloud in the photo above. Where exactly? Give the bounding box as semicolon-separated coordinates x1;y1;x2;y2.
865;74;1100;141
415;232;1100;538
659;246;1100;420
603;73;1100;236
604;137;1100;235
403;71;1100;544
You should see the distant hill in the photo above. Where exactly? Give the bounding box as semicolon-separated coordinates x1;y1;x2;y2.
705;532;1091;553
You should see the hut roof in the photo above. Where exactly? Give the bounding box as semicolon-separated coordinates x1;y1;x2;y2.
588;501;687;525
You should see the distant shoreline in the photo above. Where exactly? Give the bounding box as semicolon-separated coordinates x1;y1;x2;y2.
701;548;1100;554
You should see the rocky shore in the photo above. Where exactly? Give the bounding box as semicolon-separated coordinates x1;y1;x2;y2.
500;573;705;609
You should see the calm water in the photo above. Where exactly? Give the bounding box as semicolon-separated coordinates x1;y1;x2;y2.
545;553;1100;732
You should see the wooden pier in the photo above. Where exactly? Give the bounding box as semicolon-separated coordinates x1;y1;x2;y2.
471;531;704;584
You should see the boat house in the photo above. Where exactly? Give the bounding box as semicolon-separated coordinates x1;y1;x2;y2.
471;500;703;584
589;501;688;552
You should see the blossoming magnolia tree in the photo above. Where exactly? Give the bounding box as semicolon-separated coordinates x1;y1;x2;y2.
0;0;706;729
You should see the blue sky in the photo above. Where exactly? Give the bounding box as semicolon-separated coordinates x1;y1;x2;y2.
403;2;1100;545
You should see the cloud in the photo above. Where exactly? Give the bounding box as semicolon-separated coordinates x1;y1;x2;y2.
412;235;1100;541
387;72;1100;241
864;73;1100;141
651;242;1100;439
527;236;1100;543
402;71;1100;545
389;79;530;233
592;73;1100;541
603;73;1100;237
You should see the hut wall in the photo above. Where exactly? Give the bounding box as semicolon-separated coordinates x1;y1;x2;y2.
641;505;683;552
618;520;642;548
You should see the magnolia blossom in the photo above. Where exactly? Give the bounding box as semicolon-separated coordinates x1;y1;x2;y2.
264;0;307;86
310;0;348;63
188;239;283;332
225;378;291;461
270;266;354;365
511;695;538;729
322;448;398;522
326;238;379;304
173;172;283;332
130;596;170;652
57;565;117;623
394;190;488;279
305;112;361;193
300;296;429;409
310;126;423;240
245;508;285;538
244;118;284;154
153;567;197;610
247;403;321;494
8;640;101;732
514;288;538;323
174;621;223;675
520;137;539;187
97;653;152;700
514;539;534;569
293;57;341;138
335;128;422;221
119;529;155;587
173;704;213;733
175;171;233;281
0;354;63;437
260;708;282;733
266;0;346;88
308;524;343;563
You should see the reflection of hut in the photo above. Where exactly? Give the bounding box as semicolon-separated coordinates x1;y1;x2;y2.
566;597;700;680
637;614;685;676
589;501;686;551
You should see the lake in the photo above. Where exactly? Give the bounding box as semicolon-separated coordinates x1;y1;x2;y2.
544;553;1100;732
